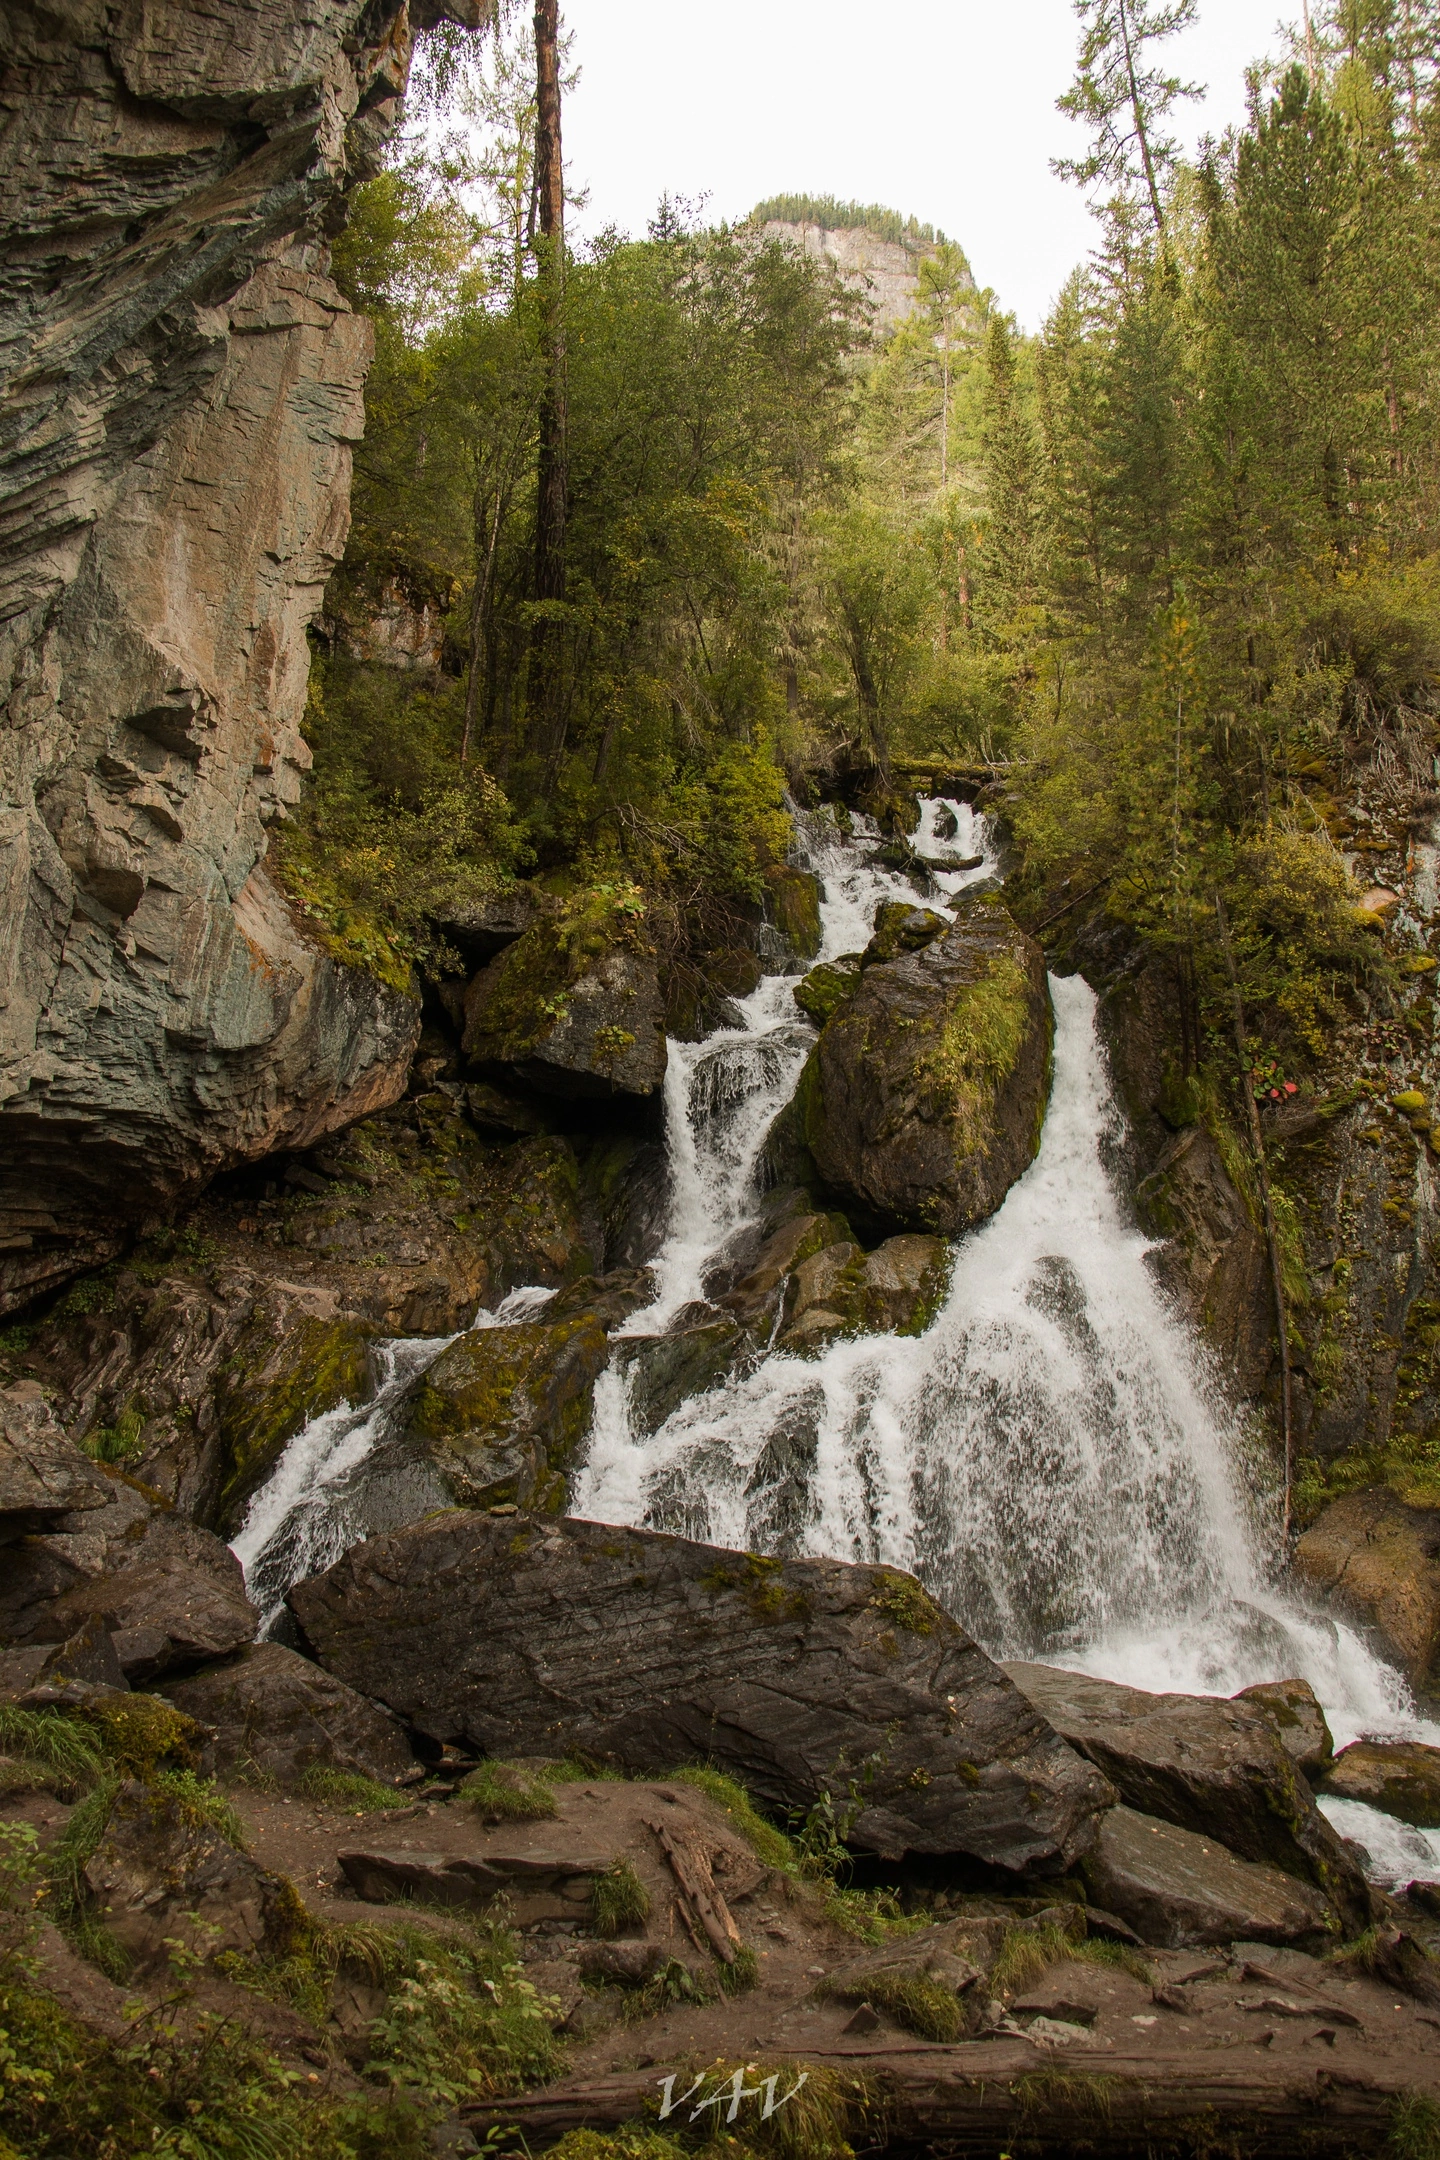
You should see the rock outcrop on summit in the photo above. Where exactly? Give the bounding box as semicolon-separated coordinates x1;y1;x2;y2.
0;0;483;1310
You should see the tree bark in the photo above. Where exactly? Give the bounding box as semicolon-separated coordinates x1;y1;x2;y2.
461;2041;1430;2156
528;0;568;785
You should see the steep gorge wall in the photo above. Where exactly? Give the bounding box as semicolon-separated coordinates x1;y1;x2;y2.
0;0;478;1312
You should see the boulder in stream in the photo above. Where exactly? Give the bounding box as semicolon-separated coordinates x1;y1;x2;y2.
796;893;1053;1237
290;1513;1115;1874
402;1313;611;1511
463;915;667;1101
1004;1663;1372;1930
1319;1739;1440;1827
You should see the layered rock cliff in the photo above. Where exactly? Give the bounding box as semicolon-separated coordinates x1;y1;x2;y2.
0;0;482;1312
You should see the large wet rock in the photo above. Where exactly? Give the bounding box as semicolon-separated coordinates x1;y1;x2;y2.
777;1233;948;1355
796;894;1052;1236
1293;1490;1440;1697
403;1313;611;1511
1237;1678;1334;1779
1083;1804;1337;1949
1319;1740;1440;1827
163;1642;414;1787
82;1778;293;1971
763;866;823;966
1004;1663;1371;1928
0;1436;257;1681
0;1383;108;1539
0;1;460;1311
463;918;666;1101
291;1513;1115;1874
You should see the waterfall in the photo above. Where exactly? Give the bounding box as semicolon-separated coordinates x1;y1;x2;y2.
234;795;1439;1884
574;800;1440;1783
232;1284;555;1632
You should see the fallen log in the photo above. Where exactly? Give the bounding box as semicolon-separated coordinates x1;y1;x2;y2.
461;2039;1437;2157
645;1817;739;1964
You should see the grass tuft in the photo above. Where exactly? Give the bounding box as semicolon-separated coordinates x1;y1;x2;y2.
299;1764;412;1813
459;1758;558;1822
824;1964;964;2041
592;1860;651;1937
664;1764;795;1869
1391;2093;1440;2160
0;1707;103;1793
716;1942;759;1996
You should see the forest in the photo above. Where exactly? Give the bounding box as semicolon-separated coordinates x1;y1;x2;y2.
286;0;1440;1115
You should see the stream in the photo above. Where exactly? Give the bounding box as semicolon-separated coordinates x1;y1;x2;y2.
232;797;1440;1887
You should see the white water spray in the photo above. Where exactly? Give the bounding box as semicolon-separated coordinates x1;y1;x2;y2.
232;1284;555;1630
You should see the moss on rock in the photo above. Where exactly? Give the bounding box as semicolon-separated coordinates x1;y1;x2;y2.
215;1315;374;1532
405;1311;611;1510
764;865;823;962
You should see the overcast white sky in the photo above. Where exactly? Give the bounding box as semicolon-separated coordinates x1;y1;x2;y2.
561;0;1294;331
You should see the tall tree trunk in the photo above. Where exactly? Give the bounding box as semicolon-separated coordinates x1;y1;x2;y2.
529;0;568;783
1118;0;1166;234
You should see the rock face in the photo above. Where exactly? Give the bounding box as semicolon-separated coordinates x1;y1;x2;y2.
1293;1490;1440;1697
163;1642;414;1786
1083;1804;1337;1949
797;895;1052;1236
1134;1126;1273;1399
1004;1663;1371;1928
0;1;491;1311
403;1312;611;1510
291;1513;1115;1873
0;1381;109;1538
1319;1740;1440;1827
0;1403;257;1680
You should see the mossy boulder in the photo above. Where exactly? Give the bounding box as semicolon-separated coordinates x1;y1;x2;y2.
793;955;862;1027
797;894;1053;1237
215;1312;374;1531
864;902;949;965
777;1234;949;1356
404;1312;611;1511
763;865;823;964
463;913;666;1100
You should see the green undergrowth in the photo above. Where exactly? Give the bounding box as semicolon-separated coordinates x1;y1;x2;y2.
299;1764;415;1814
593;1860;652;1937
1390;2093;1440;2160
821;1963;965;2041
0;1823;437;2158
1293;1427;1440;1523
992;1921;1154;1997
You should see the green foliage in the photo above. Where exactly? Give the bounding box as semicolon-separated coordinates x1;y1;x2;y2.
1390;2093;1440;2160
0;1710;102;1795
591;1861;651;1938
459;1758;558;1821
363;1929;562;2105
73;1696;205;1782
715;1942;759;1996
919;950;1033;1145
826;1963;964;2041
298;1765;414;1815
81;1404;144;1465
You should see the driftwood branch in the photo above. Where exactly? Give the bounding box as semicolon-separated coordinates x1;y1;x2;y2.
646;1817;739;1964
462;2040;1432;2157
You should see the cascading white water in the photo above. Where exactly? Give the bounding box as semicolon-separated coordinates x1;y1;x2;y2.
575;799;1440;1877
232;1283;555;1630
618;799;1000;1336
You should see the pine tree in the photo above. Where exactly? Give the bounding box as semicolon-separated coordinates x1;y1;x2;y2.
1054;0;1203;233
